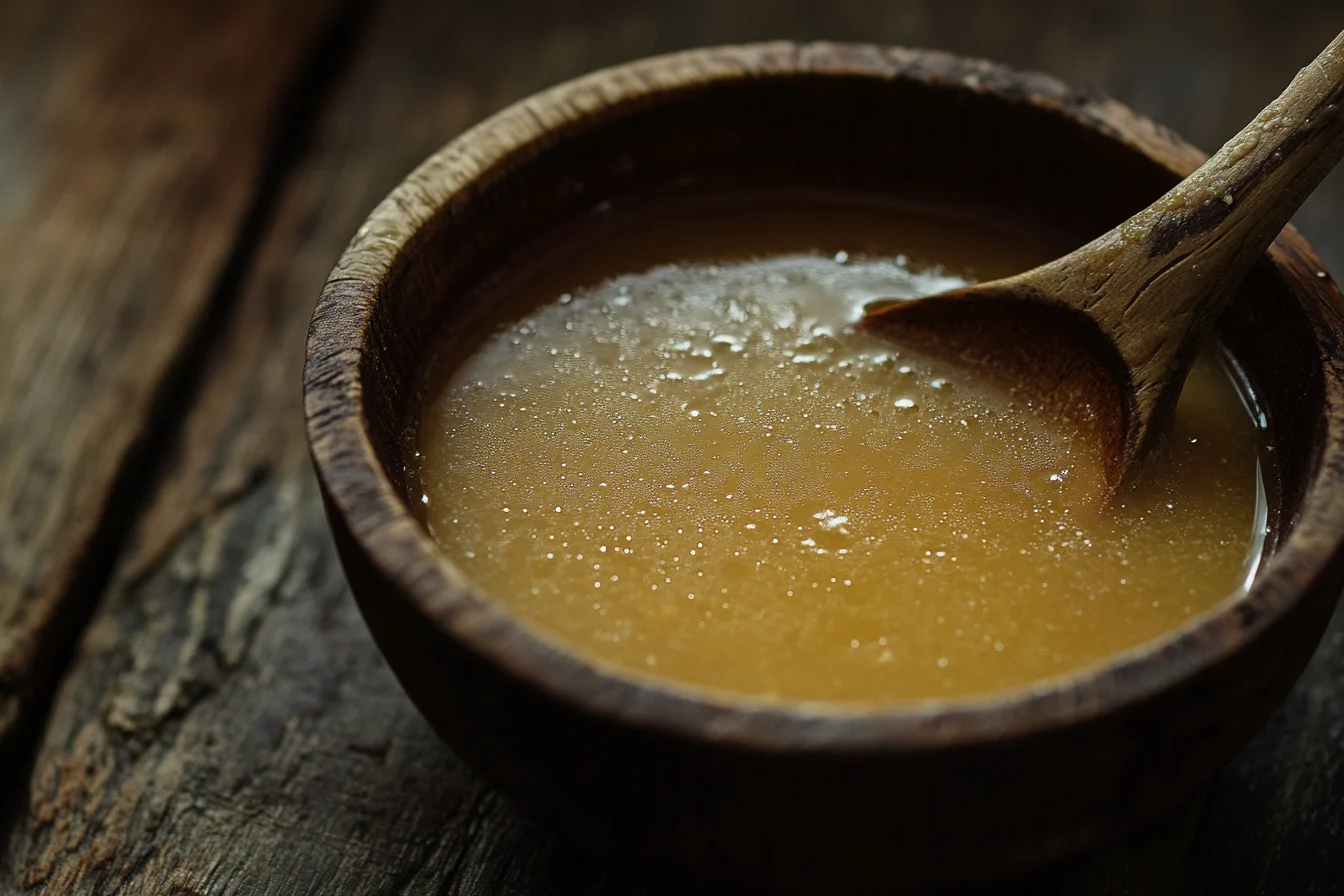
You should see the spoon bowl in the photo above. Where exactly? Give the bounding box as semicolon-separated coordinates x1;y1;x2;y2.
863;287;1136;487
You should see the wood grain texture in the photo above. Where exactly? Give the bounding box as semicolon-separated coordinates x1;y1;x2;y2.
2;0;1343;893
2;1;615;890
0;0;342;762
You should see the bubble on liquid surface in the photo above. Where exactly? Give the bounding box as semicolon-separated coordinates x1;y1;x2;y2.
420;252;1264;704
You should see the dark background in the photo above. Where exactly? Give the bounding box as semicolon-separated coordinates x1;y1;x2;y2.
0;1;1340;893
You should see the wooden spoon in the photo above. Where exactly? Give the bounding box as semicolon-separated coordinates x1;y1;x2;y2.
863;31;1344;490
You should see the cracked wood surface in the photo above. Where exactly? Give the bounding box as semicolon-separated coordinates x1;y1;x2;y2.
0;0;343;762
1;0;1342;893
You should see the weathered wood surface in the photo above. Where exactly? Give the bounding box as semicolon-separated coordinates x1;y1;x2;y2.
1;0;1341;893
0;0;344;765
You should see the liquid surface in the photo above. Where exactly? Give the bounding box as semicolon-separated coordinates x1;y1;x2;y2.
419;199;1264;703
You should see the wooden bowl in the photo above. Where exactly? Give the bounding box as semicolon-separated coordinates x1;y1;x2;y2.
304;43;1344;893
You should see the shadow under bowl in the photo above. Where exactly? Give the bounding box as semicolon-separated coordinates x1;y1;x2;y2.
304;43;1344;894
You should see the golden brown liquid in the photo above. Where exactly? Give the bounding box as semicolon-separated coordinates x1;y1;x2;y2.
418;196;1264;704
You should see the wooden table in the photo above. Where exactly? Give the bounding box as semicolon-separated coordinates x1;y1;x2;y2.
1;1;1340;892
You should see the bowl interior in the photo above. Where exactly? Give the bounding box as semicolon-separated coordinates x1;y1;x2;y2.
367;60;1318;559
328;48;1340;734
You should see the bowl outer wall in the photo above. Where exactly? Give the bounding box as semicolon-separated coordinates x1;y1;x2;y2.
304;42;1344;891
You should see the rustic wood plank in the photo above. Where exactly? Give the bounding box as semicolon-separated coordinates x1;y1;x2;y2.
0;0;347;764
3;3;633;887
3;0;1342;893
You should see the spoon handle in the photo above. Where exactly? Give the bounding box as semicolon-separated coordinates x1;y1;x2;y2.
1059;30;1344;453
1119;28;1344;298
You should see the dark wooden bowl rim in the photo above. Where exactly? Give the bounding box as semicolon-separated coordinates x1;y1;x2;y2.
305;42;1344;752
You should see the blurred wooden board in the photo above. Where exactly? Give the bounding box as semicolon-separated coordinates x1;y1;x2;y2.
0;0;1340;892
0;0;344;764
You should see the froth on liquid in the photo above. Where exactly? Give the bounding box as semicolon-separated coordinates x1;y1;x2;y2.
418;196;1265;703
